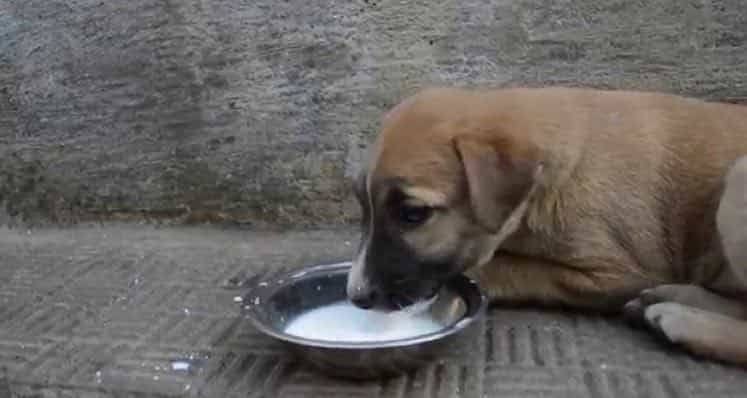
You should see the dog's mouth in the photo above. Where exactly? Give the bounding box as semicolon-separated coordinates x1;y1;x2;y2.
396;292;440;315
377;279;442;312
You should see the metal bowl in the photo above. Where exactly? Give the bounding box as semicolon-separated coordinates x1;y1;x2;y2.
239;262;486;379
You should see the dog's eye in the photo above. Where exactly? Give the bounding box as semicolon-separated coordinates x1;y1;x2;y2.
398;205;432;225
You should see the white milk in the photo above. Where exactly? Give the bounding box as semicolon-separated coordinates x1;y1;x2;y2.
283;301;443;342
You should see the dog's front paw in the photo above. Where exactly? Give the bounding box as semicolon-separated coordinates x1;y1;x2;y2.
623;290;692;343
625;298;747;363
642;302;696;345
623;287;717;353
624;284;747;322
622;285;682;325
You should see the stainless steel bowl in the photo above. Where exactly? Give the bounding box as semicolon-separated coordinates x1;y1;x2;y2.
239;262;486;379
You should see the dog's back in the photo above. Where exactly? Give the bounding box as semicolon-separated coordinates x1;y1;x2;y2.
485;88;747;289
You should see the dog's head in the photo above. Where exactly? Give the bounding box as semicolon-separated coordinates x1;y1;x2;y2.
347;88;543;310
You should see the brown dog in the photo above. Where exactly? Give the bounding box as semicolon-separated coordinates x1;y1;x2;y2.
346;86;747;366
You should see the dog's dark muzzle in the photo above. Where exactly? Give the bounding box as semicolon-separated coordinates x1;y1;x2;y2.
348;277;442;311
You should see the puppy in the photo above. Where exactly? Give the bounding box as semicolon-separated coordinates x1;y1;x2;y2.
346;86;747;366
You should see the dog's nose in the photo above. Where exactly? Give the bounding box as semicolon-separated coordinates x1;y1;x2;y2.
348;288;378;309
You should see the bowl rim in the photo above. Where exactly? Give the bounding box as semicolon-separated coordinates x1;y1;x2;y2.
239;261;487;349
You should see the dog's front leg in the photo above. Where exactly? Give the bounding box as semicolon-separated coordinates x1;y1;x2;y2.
636;302;747;366
622;285;747;367
466;252;654;313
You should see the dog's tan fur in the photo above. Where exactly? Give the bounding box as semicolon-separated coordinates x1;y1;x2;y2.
354;86;747;367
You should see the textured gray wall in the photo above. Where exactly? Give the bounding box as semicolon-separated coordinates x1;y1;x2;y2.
1;0;746;226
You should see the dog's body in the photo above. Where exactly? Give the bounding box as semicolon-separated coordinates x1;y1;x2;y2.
347;86;747;366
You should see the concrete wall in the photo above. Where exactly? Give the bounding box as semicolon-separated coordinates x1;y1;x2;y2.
1;0;746;227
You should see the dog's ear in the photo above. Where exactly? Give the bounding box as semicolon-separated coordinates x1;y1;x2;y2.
453;136;542;232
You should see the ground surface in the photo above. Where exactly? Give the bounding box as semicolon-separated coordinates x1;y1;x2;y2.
0;224;745;398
